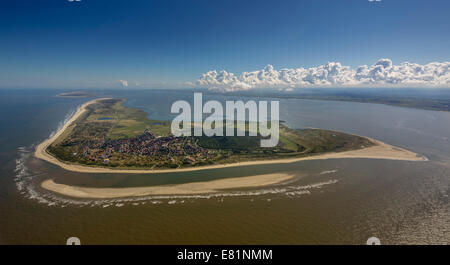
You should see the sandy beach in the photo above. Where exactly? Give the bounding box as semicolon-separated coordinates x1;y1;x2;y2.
35;98;427;199
41;173;295;198
35;98;426;175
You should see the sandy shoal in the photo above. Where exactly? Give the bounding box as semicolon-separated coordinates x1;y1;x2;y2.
41;173;294;199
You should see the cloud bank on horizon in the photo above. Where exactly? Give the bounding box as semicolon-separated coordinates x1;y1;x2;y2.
194;59;450;92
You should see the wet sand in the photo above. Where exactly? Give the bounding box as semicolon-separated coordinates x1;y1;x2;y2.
36;136;426;174
41;173;295;198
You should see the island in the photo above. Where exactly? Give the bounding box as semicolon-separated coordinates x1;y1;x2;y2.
35;98;426;198
56;91;96;98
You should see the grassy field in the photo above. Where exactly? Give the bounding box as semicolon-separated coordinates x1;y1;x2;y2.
48;98;374;169
214;90;450;112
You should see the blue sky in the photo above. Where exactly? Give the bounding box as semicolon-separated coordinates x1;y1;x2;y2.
0;0;449;89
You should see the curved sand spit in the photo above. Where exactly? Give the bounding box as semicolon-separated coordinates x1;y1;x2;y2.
34;98;426;174
35;98;427;198
42;173;294;199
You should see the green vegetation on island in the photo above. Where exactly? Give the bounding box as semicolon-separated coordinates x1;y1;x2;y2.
47;98;374;170
57;91;96;98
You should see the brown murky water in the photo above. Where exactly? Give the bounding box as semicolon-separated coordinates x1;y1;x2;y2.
1;89;449;244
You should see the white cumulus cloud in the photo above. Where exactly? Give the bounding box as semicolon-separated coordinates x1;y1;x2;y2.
119;80;128;87
194;59;450;91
